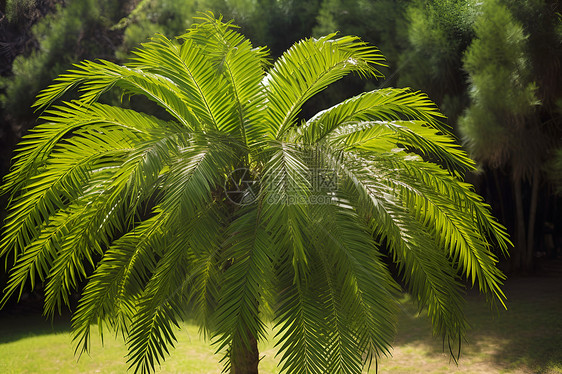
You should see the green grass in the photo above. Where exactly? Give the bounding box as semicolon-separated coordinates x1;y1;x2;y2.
1;276;561;373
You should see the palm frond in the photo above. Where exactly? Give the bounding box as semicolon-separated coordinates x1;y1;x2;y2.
39;129;180;316
310;201;400;369
328;119;474;172
126;224;193;374
376;156;508;304
34;59;197;130
181;13;268;146
72;210;168;357
128;33;237;132
42;181;126;316
182;203;226;336
311;227;363;374
1;206;82;307
0;126;135;259
331;151;469;357
264;35;385;138
302;88;452;148
261;142;313;283
0;116;170;307
376;201;467;358
274;259;330;374
157;131;238;216
1;101;178;196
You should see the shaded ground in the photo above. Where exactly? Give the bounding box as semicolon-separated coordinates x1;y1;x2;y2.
0;275;561;373
383;276;562;373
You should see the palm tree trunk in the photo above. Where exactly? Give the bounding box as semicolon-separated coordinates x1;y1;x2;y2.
525;169;540;271
513;178;526;273
231;331;259;374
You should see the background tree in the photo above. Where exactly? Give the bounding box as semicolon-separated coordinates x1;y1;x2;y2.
398;0;476;124
1;15;508;374
224;0;323;59
459;0;562;272
0;0;125;121
113;0;209;60
313;0;408;65
0;0;61;174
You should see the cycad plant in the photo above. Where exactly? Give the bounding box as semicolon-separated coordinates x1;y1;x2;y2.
1;15;509;374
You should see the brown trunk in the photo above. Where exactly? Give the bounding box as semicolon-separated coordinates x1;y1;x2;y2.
492;169;507;225
525;169;540;271
231;331;259;374
513;178;526;273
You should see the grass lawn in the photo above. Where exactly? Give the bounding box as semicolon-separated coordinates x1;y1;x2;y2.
1;276;561;374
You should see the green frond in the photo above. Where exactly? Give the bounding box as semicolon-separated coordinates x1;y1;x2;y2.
181;13;268;148
111;201;225;374
0;127;134;259
378;205;467;359
41;187;120;316
264;35;385;138
1;117;170;308
274;264;330;374
1;207;81;308
313;233;362;374
183;203;226;336
377;156;508;305
302;88;446;142
71;210;169;357
157;132;239;215
127;299;182;374
41;133;176;317
261;142;313;283
126;224;194;374
128;34;237;132
328;119;475;172
1;101;178;196
330;151;470;356
311;202;400;367
34;59;197;130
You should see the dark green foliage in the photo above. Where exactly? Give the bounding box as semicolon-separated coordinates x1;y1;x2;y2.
314;0;409;68
398;0;476;122
114;0;204;60
459;0;562;272
459;0;539;171
1;0;125;122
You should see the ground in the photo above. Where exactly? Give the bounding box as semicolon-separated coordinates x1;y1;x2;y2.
0;275;561;373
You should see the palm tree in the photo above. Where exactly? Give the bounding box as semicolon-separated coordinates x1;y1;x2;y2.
1;14;509;374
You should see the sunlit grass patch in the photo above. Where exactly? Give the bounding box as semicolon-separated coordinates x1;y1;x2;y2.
1;276;560;373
